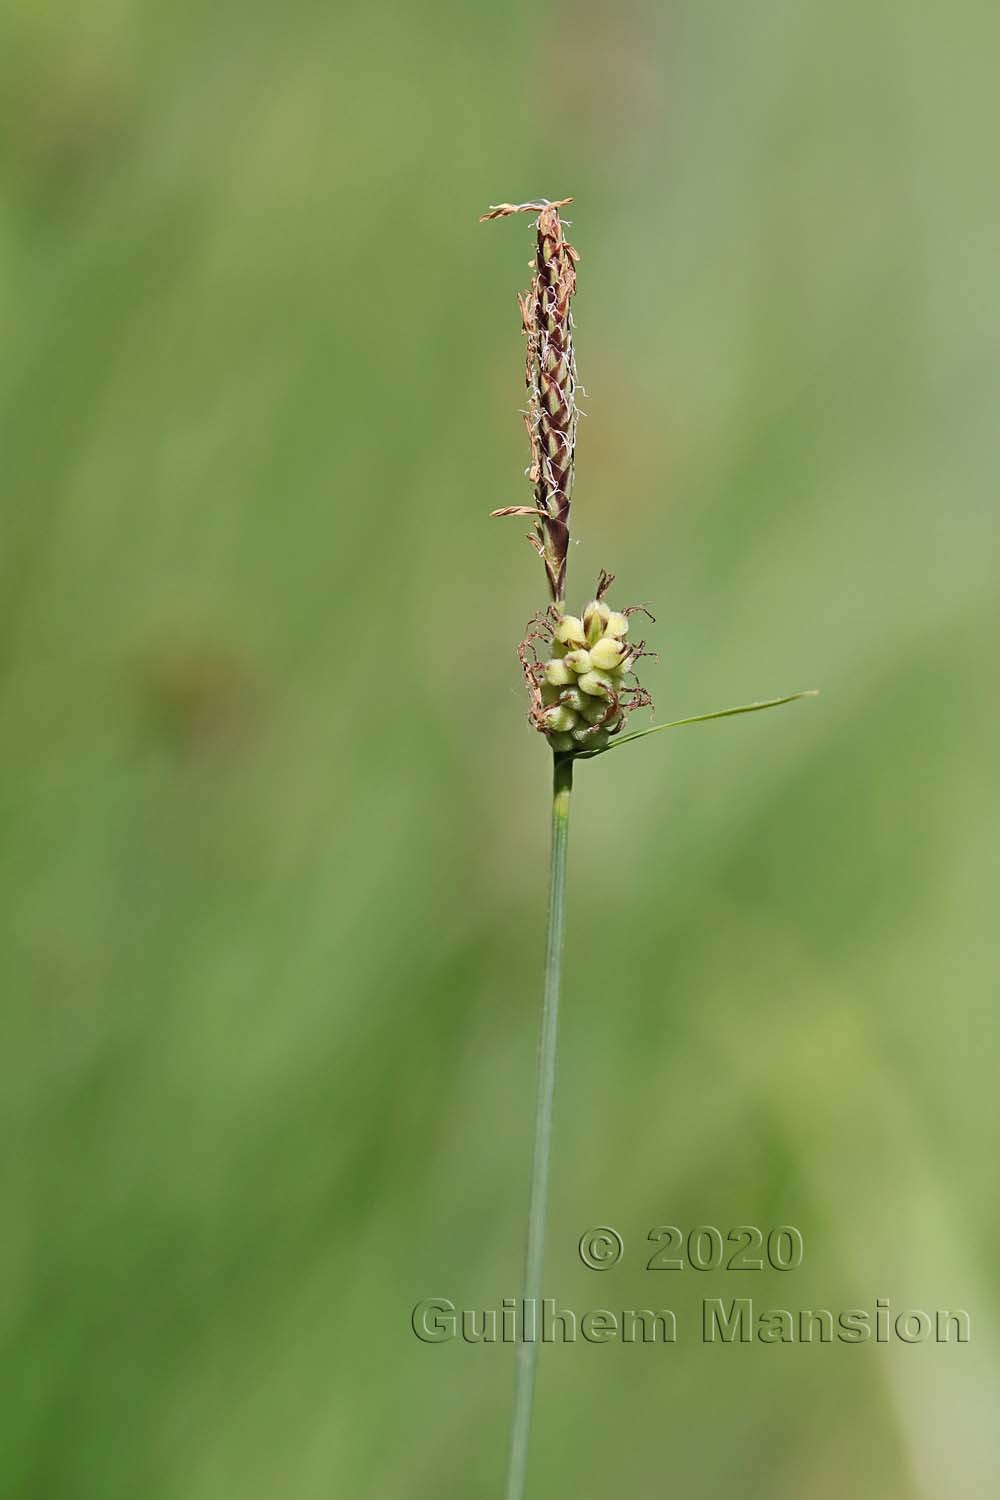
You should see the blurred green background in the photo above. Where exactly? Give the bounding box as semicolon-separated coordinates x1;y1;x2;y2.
2;0;998;1495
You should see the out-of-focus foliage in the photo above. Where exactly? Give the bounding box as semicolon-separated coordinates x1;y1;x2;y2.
1;2;997;1496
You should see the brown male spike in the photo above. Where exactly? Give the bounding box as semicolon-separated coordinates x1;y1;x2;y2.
482;198;579;605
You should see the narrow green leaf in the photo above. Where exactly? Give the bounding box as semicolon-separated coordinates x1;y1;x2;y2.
577;690;819;758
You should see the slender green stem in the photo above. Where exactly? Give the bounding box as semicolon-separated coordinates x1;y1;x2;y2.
505;753;573;1500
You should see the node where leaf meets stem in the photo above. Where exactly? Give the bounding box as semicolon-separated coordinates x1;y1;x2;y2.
505;752;572;1500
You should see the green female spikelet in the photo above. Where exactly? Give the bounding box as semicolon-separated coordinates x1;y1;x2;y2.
519;569;654;753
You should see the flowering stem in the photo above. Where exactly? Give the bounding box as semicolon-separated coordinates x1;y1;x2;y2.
505;752;573;1500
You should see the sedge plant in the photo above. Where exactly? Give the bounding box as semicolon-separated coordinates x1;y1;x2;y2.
480;197;815;1500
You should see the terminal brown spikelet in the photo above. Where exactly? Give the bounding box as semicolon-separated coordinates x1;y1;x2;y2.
481;198;579;606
